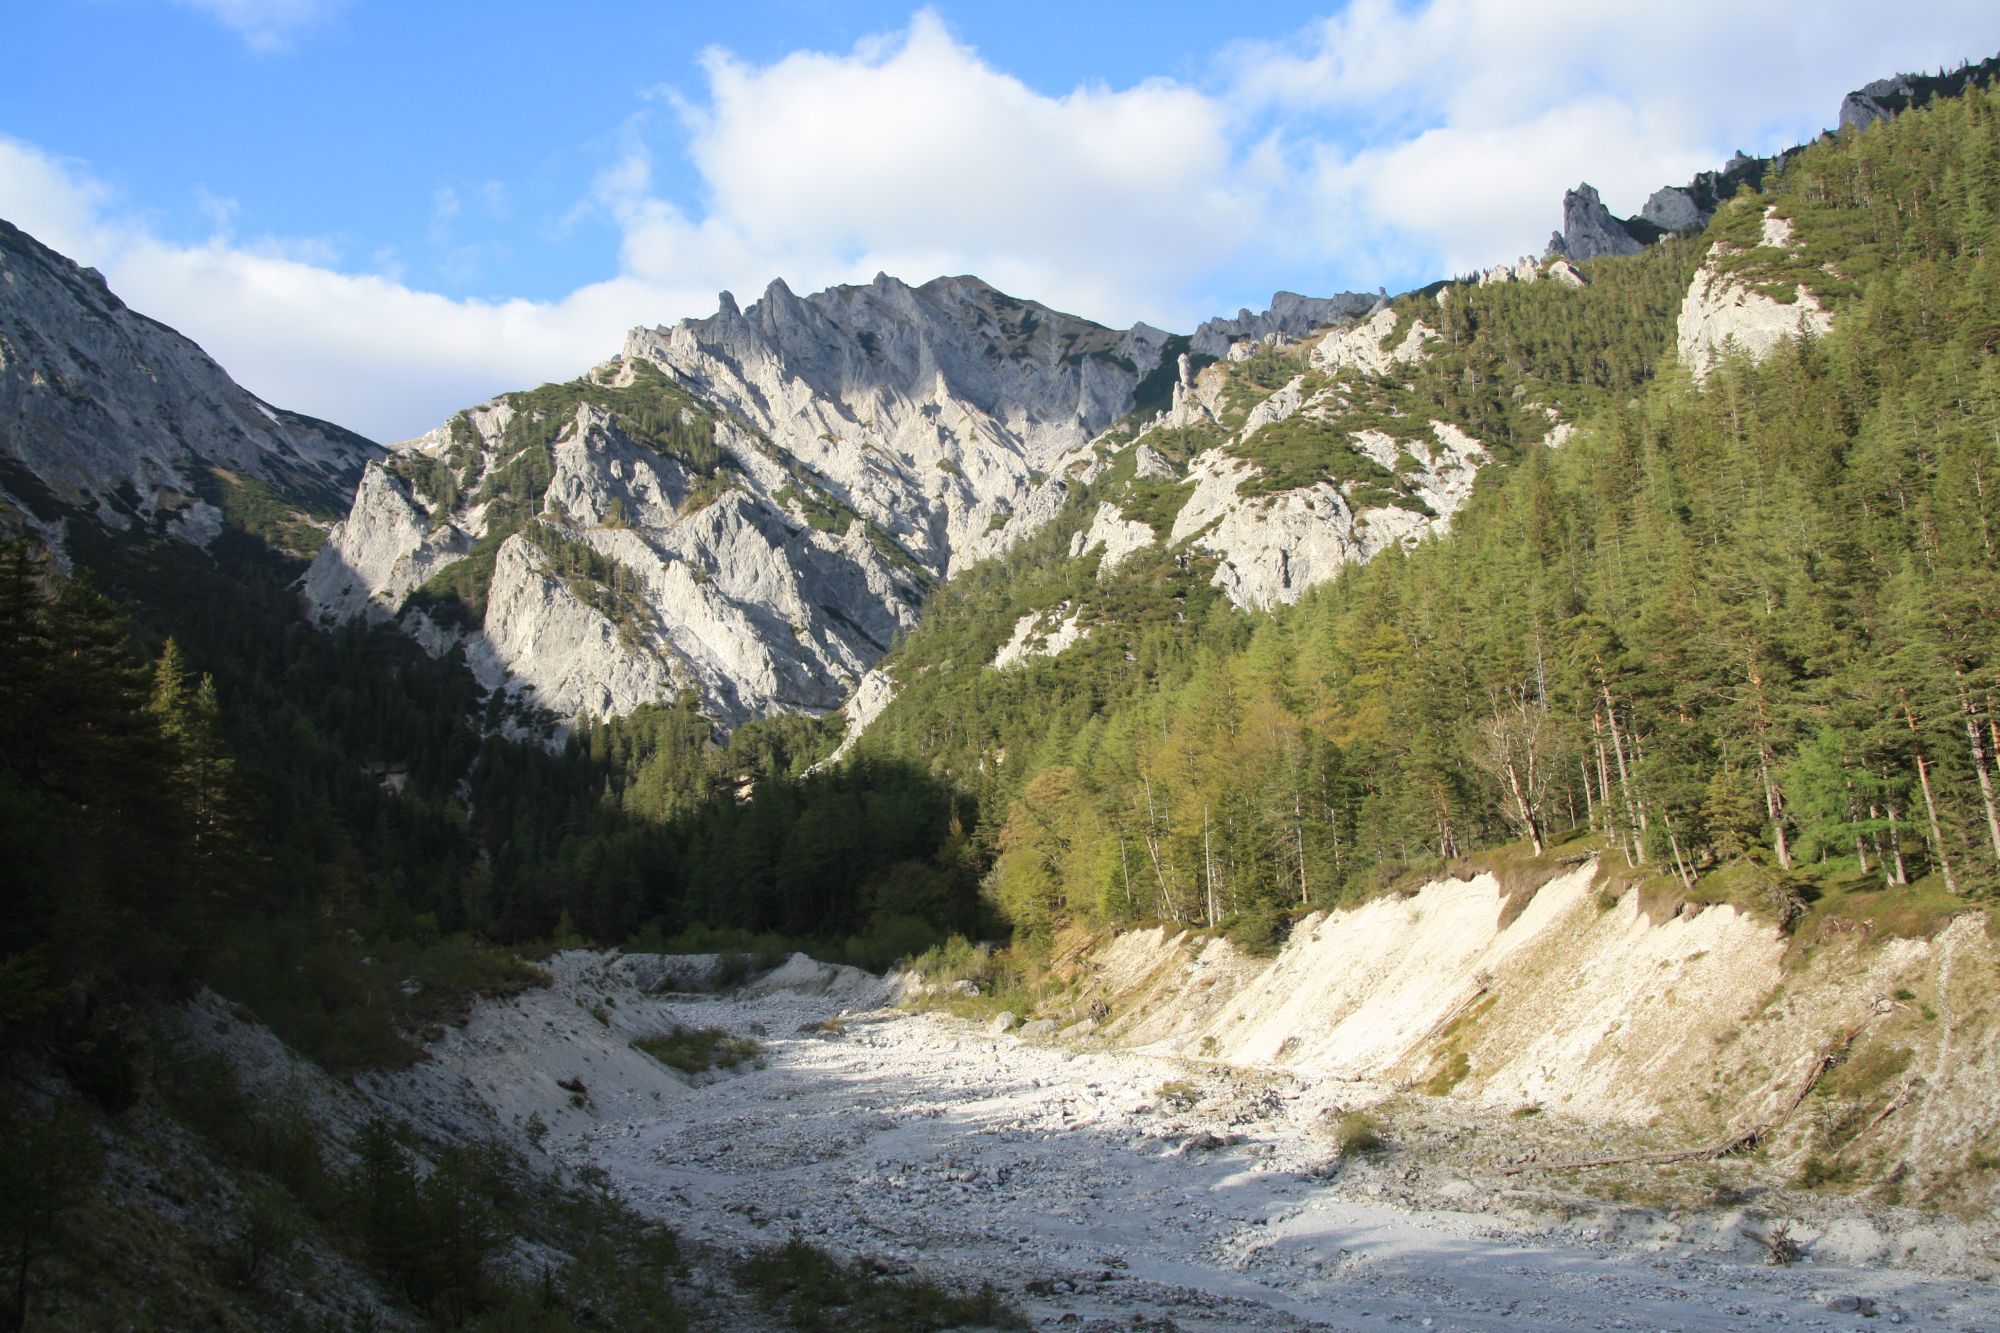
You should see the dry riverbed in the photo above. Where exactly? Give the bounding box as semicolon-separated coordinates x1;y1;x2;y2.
432;953;2000;1331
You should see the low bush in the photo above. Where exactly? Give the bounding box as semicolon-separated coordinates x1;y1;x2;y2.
633;1025;762;1075
734;1234;1027;1332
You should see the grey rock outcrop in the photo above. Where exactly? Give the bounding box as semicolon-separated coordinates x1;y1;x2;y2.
621;274;1171;577
1544;184;1646;262
1531;58;1999;274
1840;55;2000;132
1068;501;1156;577
1100;309;1493;613
1189;290;1379;359
992;600;1088;669
1640;185;1707;234
308;397;925;731
1309;307;1436;378
1168;420;1487;611
0;219;377;548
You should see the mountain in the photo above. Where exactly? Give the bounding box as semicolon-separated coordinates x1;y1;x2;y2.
847;67;2000;951
293;53;2000;740
304;274;1192;729
0;219;378;554
1841;53;2000;129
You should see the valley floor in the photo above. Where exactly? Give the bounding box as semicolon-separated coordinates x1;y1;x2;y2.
465;954;2000;1332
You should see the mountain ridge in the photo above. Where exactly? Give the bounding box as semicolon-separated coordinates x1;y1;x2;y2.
1548;53;2000;262
0;218;379;555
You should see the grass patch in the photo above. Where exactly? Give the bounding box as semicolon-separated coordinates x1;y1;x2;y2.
903;935;1048;1020
1333;1110;1384;1155
734;1235;1027;1332
1821;1041;1913;1102
633;1024;763;1075
1796;1153;1860;1190
1422;1050;1471;1097
206;470;334;557
1790;874;1974;946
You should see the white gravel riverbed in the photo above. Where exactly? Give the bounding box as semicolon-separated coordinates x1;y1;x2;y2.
464;955;2000;1332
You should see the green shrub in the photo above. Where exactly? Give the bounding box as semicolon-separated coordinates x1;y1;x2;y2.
1422;1051;1470;1096
1333;1110;1384;1155
633;1025;762;1075
734;1234;1027;1331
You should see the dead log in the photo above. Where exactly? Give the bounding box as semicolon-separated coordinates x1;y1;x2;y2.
1502;1022;1866;1176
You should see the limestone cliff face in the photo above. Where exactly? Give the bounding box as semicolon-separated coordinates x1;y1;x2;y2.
1676;210;1834;381
307;393;925;730
1068;502;1156;576
0;219;376;548
307;275;1189;731
301;462;469;621
621;274;1172;578
1017;302;1499;632
1167;418;1487;612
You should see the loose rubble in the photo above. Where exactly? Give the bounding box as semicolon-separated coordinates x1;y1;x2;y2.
448;951;2000;1333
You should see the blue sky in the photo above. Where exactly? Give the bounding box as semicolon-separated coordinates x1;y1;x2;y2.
5;1;1999;440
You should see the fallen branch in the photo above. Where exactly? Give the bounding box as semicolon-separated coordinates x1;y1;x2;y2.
1840;1076;1922;1152
1421;985;1491;1044
1503;1022;1866;1176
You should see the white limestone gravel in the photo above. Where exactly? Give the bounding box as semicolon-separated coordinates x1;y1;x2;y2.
470;952;2000;1333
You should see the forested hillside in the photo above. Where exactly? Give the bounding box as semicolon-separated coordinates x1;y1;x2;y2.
843;80;2000;943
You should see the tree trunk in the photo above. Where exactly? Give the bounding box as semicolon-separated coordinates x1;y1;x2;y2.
1202;804;1219;929
1848;778;1871;874
1293;791;1309;907
1664;819;1696;893
1879;776;1909;887
1757;744;1793;871
1325;802;1344;878
1503;753;1545;856
1600;688;1645;862
1140;780;1175;919
1956;686;2000;863
1904;697;1960;894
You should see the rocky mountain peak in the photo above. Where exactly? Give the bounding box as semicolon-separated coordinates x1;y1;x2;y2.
1544;183;1648;262
309;268;1198;733
1840;54;2000;131
1190;289;1378;359
1538;58;2000;271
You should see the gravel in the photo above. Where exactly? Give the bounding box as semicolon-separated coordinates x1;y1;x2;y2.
488;956;2000;1332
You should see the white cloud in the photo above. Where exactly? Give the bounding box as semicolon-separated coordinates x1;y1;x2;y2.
1228;0;2000;279
0;136;700;441
173;0;350;53
597;10;1264;328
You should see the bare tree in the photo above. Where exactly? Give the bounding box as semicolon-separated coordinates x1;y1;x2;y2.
1476;685;1555;856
